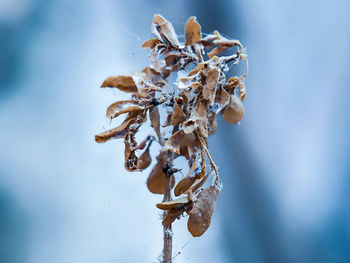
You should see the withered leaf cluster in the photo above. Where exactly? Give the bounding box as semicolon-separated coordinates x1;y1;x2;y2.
95;14;248;237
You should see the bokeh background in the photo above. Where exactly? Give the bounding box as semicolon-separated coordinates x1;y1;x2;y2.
1;0;349;262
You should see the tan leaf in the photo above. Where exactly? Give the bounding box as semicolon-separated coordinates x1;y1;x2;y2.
162;203;193;227
188;62;208;76
95;111;142;143
196;100;208;138
174;177;197;197
142;38;162;49
156;196;190;210
165;54;180;66
131;71;151;98
182;118;197;134
187;186;220;237
174;153;200;196
106;100;135;119
149;106;162;141
124;139;138;172
223;95;244;124
111;105;144;119
190;82;203;93
179;146;190;159
203;68;219;106
101;75;137;93
147;151;175;194
194;43;203;61
238;82;247;101
208;112;218;135
188;171;209;193
137;146;151;170
165;131;197;154
214;87;230;111
185;16;202;46
213;37;242;47
164;130;184;154
170;101;186;126
152;14;180;46
207;46;230;58
161;113;172;127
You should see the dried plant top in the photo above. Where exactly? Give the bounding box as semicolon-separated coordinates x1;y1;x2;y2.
95;15;248;238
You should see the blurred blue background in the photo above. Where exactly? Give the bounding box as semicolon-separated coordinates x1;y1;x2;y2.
0;0;349;262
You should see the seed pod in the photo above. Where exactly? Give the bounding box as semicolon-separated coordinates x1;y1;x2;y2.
223;95;244;124
187;186;220;237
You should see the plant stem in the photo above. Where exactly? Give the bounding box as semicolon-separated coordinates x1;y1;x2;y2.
162;171;172;263
162;152;176;263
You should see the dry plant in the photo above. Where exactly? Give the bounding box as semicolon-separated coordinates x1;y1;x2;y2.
95;14;248;263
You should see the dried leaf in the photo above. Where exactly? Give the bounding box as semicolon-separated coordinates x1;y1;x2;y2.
156;196;190;210
149;106;162;141
207;46;229;58
190;82;203;93
170;101;186;126
101;75;137;93
179;146;190;159
187;186;220;237
189;171;209;193
214;87;230;112
147;151;175;194
196;100;208;138
203;68;219;106
162;113;172;127
182;118;197;134
152;14;179;46
223;95;244;124
137;146;151;170
124;139;138;172
238;82;247;101
131;71;153;98
194;43;203;61
185;16;202;46
142;38;162;49
208;112;218;135
165;54;180;66
95;111;142;143
174;154;200;196
164;130;184;154
189;62;208;76
213;37;242;47
106;100;136;119
174;177;198;197
162;203;193;226
111;105;144;119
